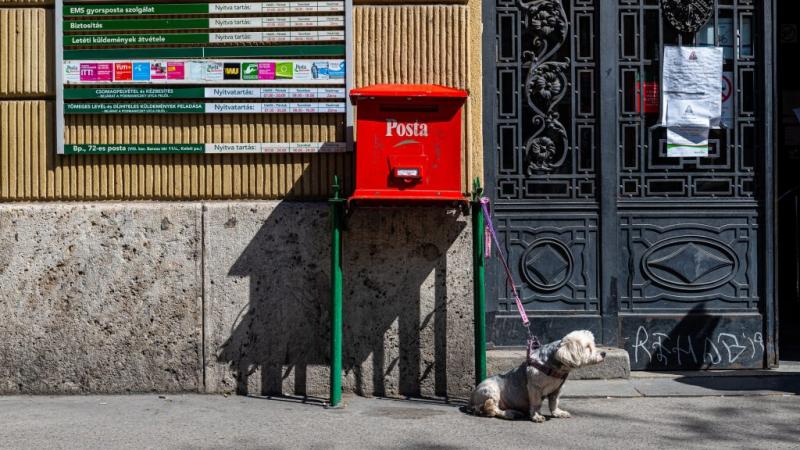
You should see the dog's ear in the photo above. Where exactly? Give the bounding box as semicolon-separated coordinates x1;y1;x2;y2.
566;330;595;344
555;337;583;368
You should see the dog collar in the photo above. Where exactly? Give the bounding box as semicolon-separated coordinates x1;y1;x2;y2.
528;358;569;380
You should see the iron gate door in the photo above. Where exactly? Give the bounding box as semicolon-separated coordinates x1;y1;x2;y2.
482;0;776;369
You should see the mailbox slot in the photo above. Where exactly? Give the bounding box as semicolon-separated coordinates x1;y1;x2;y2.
379;104;440;113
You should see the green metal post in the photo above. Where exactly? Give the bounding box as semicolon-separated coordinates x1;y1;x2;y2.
471;178;487;385
329;175;345;407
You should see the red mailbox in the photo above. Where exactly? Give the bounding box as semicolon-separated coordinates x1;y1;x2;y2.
349;84;468;202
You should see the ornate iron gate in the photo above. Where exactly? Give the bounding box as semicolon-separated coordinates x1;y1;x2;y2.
482;0;776;369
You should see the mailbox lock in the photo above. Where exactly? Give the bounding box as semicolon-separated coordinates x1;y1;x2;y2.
393;168;422;181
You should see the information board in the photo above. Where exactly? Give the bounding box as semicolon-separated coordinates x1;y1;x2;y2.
56;0;352;155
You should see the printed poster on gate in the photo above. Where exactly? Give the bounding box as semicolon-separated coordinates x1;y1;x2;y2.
661;46;723;157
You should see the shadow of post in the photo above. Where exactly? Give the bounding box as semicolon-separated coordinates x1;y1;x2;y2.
342;207;465;398
644;304;722;371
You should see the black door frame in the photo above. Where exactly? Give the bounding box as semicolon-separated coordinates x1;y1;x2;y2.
763;0;777;367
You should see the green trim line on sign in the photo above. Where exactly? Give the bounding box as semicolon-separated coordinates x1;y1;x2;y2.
65;18;210;32
65;32;345;47
65;103;206;114
65;102;346;114
63;45;346;60
64;16;344;32
64;87;206;100
65;47;203;59
64;144;205;154
666;144;709;149
64;4;208;16
62;142;349;154
64;87;347;100
204;45;343;57
63;2;345;17
66;33;211;46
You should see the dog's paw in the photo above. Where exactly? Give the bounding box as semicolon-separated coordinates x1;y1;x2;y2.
531;412;546;423
551;409;571;419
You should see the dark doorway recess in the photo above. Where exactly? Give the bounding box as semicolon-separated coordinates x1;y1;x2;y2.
777;1;800;362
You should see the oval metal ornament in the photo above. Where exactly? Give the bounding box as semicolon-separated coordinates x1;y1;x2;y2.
641;236;739;292
663;0;713;33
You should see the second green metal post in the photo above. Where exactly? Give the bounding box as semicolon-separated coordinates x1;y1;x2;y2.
472;179;487;385
329;176;345;407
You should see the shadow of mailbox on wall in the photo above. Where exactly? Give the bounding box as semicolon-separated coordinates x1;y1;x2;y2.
216;184;469;398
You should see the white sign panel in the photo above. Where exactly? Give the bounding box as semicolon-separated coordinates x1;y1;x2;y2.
721;71;734;128
205;142;347;153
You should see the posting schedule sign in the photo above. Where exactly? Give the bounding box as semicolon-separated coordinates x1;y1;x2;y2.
56;0;352;155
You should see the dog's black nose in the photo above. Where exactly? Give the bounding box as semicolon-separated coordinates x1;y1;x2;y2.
601;351;607;358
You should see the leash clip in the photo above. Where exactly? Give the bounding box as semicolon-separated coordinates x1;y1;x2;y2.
524;322;541;364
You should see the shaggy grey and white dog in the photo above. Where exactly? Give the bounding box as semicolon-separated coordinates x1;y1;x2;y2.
468;330;606;422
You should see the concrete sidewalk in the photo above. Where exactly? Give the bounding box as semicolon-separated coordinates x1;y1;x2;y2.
562;363;800;398
1;391;798;449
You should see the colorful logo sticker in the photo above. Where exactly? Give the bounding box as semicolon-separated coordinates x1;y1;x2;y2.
293;61;312;80
205;61;224;81
241;62;259;81
223;63;241;80
150;62;167;80
167;61;185;80
311;61;329;80
186;61;205;82
258;62;275;80
64;63;81;82
96;63;113;81
328;60;345;79
114;62;132;81
275;62;293;79
132;62;150;81
79;63;99;81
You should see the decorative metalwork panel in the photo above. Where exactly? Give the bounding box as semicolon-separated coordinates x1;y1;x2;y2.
485;0;772;364
617;0;758;199
493;211;599;312
494;0;599;200
663;0;714;33
611;0;768;369
619;210;759;311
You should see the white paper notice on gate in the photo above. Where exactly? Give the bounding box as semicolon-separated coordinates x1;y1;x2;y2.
661;46;724;129
666;98;713;128
661;46;722;158
667;127;709;157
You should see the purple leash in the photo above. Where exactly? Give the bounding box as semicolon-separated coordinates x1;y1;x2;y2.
479;198;541;362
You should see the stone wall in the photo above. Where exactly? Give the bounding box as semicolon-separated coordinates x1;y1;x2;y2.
0;202;474;398
0;204;203;393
